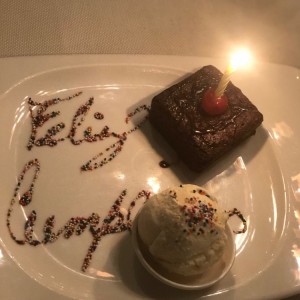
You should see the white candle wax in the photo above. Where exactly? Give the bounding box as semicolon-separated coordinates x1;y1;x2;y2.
215;48;252;98
214;67;233;98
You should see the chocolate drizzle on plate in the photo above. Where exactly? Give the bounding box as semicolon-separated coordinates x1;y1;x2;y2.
26;92;150;172
6;159;151;272
7;92;154;272
159;160;170;168
227;208;247;234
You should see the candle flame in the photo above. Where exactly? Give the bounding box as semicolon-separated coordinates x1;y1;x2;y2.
215;48;253;98
228;48;252;73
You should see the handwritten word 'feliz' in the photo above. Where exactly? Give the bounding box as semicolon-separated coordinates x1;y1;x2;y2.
26;91;150;171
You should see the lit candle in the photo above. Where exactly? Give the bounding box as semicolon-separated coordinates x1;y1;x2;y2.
215;48;252;98
202;48;252;116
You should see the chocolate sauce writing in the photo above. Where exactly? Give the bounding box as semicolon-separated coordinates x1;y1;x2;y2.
7;92;153;271
6;159;151;272
26;92;150;171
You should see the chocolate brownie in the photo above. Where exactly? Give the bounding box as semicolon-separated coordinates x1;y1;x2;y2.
149;65;263;171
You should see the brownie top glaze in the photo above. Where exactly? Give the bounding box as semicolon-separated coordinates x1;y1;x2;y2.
151;65;263;153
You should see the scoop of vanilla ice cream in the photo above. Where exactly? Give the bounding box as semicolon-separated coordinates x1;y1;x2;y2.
137;184;229;276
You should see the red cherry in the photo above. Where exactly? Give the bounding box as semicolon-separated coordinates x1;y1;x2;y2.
202;88;228;116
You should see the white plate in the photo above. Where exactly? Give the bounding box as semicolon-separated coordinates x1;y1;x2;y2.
0;55;299;300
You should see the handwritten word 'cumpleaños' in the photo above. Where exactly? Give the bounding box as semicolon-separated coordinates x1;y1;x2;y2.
6;159;151;271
